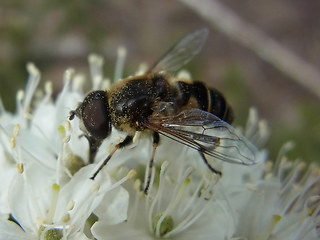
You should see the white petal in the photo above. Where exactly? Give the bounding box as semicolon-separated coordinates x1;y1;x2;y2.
54;164;113;226
94;185;129;225
17;129;57;169
31;103;57;141
8;163;55;232
0;218;34;240
0;166;15;214
92;221;153;240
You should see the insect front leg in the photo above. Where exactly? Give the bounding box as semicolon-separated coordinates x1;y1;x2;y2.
90;135;133;180
144;132;160;194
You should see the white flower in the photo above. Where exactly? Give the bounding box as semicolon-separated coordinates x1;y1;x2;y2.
1;161;130;240
0;55;131;239
0;46;318;240
92;159;232;240
229;142;320;240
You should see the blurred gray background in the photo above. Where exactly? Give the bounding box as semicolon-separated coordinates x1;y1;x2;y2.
1;0;319;163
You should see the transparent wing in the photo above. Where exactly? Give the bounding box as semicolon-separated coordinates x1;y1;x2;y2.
147;28;209;74
145;108;260;165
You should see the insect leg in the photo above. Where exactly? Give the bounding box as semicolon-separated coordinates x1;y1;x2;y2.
199;150;222;176
144;132;160;194
90;135;133;180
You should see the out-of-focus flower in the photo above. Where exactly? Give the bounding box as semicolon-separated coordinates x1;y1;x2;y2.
230;142;320;240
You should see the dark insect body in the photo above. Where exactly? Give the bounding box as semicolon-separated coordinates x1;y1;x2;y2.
69;28;258;193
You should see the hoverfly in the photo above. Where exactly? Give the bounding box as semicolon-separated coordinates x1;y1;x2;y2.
69;28;259;193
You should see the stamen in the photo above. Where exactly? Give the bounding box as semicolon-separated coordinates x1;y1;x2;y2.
63;120;72;143
114;46;127;82
153;214;174;237
148;164;195;237
44;81;53;97
245;108;258;138
281;161;305;196
16;90;24;120
257;120;269;146
16;163;24;174
63;136;71;144
148;161;170;219
67;200;75;211
264;161;273;177
169;203;207;237
56;68;74;108
88;54;104;90
127;169;137;179
64;120;72;131
180;178;204;216
164;167;193;214
273;141;295;177
38;81;53;104
72;74;85;92
17;90;24;101
46;184;60;224
176;70;192;80
95;169;136;198
101;78;111;90
57;125;66;141
168;177;217;237
10;137;15;148
255;215;282;240
134;179;142;191
135;63;148;76
24;63;40;115
0;97;4;114
63;68;74;85
61;213;70;223
13;124;20;137
91;183;101;193
243;108;269;148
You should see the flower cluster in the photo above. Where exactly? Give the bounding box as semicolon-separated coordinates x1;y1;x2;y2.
0;51;319;240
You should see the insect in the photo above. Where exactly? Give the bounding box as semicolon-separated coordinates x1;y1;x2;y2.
69;28;259;193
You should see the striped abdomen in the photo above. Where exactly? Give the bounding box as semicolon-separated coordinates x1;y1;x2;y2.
175;81;233;124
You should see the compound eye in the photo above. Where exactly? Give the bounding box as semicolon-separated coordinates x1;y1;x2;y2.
82;91;111;139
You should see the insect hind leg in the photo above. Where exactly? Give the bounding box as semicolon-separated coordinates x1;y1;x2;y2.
199;150;222;176
144;132;160;194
